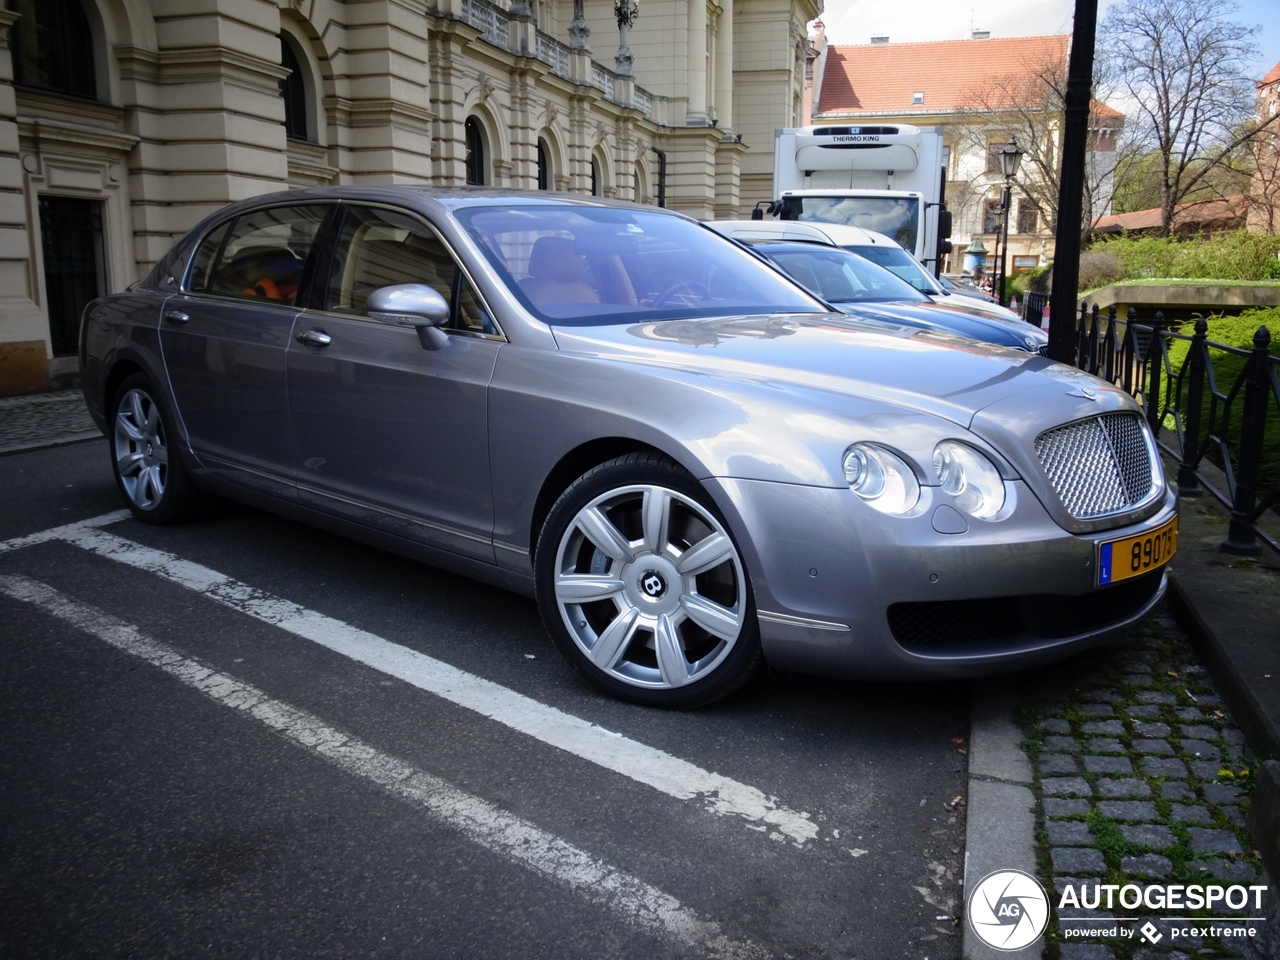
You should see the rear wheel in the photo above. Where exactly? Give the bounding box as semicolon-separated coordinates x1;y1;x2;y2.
535;452;763;708
110;373;204;523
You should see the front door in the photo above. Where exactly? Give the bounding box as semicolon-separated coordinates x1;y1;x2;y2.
287;204;501;562
39;195;105;357
160;203;331;498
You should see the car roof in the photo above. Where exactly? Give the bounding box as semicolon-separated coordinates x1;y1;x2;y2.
704;219;896;250
189;186;695;222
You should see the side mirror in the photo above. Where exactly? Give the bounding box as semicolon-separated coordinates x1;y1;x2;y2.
366;284;451;350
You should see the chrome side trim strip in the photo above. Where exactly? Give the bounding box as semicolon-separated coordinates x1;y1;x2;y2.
757;610;850;632
292;478;493;546
493;539;530;557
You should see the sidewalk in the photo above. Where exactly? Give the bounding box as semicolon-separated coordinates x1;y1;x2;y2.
0;389;102;455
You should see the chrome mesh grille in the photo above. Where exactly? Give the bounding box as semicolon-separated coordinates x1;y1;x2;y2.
1034;413;1154;519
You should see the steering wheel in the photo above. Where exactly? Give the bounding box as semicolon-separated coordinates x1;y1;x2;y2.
651;280;711;308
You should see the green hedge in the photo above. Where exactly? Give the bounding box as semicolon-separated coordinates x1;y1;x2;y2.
1092;232;1280;283
1161;307;1280;498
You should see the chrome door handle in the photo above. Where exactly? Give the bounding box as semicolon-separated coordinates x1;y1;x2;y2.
295;329;332;347
164;309;189;325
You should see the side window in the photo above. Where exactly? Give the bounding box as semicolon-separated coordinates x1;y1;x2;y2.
186;221;231;293
456;279;496;334
207;205;328;304
327;205;496;334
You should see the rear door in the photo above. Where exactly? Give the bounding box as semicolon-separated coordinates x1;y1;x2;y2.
286;203;502;562
160;203;333;498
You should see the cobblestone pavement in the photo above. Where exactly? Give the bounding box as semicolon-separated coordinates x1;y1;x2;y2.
0;390;100;454
1021;607;1268;959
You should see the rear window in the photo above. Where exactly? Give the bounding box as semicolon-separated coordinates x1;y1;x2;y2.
754;243;924;304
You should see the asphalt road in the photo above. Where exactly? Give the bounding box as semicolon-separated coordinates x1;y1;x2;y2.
0;440;970;959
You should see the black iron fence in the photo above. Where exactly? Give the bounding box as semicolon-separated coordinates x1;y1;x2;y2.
1070;302;1280;557
1022;291;1049;327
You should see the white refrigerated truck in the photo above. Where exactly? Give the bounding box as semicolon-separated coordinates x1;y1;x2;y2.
770;123;950;269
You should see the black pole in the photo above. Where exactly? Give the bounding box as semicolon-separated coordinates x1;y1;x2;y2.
1221;325;1271;556
997;183;1011;306
651;146;667;208
1048;0;1098;362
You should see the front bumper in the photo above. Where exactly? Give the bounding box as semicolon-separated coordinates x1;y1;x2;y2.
705;476;1178;681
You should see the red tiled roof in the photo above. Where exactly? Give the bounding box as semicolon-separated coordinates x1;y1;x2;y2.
817;35;1070;116
1093;194;1246;233
1090;99;1124;119
1261;60;1280;87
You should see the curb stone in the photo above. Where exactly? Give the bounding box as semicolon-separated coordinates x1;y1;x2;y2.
965;679;1041;960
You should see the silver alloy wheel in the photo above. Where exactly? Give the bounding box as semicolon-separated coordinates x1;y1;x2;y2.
114;387;168;510
553;484;747;690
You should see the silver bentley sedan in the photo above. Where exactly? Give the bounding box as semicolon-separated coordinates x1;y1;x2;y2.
80;188;1178;708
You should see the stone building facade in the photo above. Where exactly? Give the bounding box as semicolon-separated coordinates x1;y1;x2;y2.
0;0;819;395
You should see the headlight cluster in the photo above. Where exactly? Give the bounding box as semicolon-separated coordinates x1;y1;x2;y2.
932;440;1006;519
842;444;920;515
842;440;1008;520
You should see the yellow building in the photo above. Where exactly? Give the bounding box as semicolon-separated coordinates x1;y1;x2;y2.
0;0;819;394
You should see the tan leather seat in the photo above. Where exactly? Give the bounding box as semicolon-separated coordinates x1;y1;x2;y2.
519;236;599;309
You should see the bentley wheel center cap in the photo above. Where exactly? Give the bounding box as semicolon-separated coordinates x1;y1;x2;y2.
145;443;153;457
640;570;667;599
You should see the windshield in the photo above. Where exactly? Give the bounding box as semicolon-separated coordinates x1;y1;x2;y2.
794;196;920;253
455;205;826;325
753;242;924;304
843;244;942;296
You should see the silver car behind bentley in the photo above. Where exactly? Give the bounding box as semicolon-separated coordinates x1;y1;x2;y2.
80;188;1178;708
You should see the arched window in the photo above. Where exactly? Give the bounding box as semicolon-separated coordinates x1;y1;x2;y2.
590;157;600;197
279;36;309;142
465;118;486;186
12;0;97;100
536;140;550;191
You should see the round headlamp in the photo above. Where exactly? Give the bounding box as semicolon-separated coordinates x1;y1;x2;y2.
932;441;1006;519
843;444;920;516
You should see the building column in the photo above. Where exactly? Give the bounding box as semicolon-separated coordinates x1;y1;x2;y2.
713;0;732;131
0;8;46;395
685;0;708;125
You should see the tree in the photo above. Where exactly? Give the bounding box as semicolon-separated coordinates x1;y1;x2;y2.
1100;0;1279;236
954;56;1134;245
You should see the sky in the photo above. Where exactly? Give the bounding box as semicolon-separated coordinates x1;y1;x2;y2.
817;0;1280;81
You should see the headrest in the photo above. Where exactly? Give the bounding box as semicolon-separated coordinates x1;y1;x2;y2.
528;236;586;282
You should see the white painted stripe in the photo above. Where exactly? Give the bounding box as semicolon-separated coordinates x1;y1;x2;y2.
0;510;130;556
0;574;766;960
53;526;817;845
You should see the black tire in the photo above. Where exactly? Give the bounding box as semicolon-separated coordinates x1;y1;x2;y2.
109;372;205;524
535;451;764;708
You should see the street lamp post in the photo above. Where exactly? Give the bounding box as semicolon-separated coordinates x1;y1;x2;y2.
614;0;639;76
994;136;1024;308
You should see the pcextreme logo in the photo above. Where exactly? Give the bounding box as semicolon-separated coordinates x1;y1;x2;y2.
967;869;1050;951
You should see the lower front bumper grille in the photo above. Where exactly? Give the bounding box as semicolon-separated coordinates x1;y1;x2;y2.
887;572;1163;651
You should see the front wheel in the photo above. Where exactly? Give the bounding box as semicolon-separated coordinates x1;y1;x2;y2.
110;372;205;524
535;452;763;708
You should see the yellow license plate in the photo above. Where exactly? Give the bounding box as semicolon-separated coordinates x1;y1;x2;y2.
1097;515;1178;586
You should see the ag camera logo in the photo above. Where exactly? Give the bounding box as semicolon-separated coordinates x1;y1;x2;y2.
968;869;1049;951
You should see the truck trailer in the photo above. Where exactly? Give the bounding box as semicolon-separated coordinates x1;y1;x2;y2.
771;123;951;271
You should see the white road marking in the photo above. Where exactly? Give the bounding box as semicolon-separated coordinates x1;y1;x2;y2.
0;574;766;960
0;515;817;845
0;509;128;556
